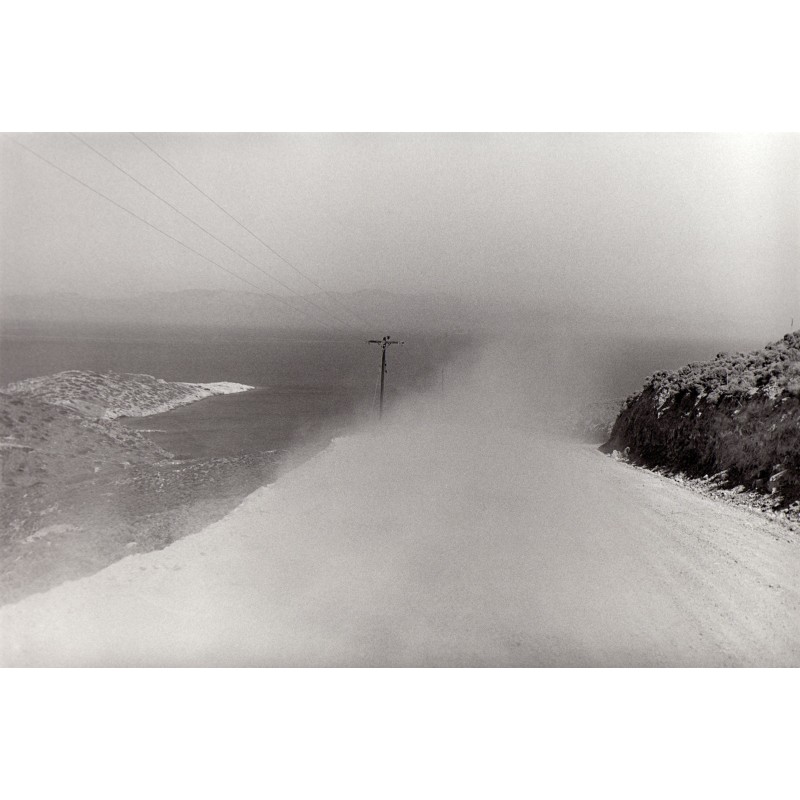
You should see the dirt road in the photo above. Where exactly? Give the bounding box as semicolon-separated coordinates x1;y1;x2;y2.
1;402;797;666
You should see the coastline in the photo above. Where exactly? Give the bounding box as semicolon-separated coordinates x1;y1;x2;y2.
0;334;467;606
102;380;254;419
0;377;350;606
4;370;254;420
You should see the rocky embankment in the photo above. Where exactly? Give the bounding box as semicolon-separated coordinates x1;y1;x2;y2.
602;331;800;512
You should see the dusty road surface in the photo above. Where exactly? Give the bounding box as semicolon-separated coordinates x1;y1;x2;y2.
1;394;798;666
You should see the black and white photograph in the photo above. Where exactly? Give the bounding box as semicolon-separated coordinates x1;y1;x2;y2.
1;131;797;667
1;3;798;796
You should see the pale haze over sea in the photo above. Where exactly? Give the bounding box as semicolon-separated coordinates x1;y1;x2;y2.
2;133;796;342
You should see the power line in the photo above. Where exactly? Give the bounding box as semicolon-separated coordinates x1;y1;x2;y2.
70;133;357;333
5;135;341;332
130;132;376;328
130;132;372;326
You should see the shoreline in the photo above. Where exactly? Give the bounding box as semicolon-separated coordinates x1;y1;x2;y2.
3;370;254;421
102;379;255;419
1;339;468;605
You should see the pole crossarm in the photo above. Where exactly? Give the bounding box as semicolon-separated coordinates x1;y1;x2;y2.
368;336;403;348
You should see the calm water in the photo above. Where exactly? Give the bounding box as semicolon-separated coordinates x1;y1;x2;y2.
123;386;368;459
0;321;464;388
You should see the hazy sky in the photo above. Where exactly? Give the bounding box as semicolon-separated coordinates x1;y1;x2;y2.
1;133;797;336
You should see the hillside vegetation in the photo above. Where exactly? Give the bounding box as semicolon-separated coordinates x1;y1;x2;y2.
602;331;800;508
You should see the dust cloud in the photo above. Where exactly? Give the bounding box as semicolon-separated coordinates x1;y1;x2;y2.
3;327;799;666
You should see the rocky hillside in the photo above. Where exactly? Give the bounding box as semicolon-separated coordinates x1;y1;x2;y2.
601;331;800;507
0;368;255;601
0;386;291;604
0;392;169;490
1;391;171;563
4;370;252;419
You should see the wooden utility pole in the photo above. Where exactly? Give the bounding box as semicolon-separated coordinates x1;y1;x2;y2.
368;335;403;418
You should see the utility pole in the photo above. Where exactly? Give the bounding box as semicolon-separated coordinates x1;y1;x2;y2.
368;335;403;418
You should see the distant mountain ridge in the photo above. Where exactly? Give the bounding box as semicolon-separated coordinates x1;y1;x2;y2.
0;289;496;333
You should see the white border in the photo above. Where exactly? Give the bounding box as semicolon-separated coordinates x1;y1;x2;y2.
1;1;797;796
